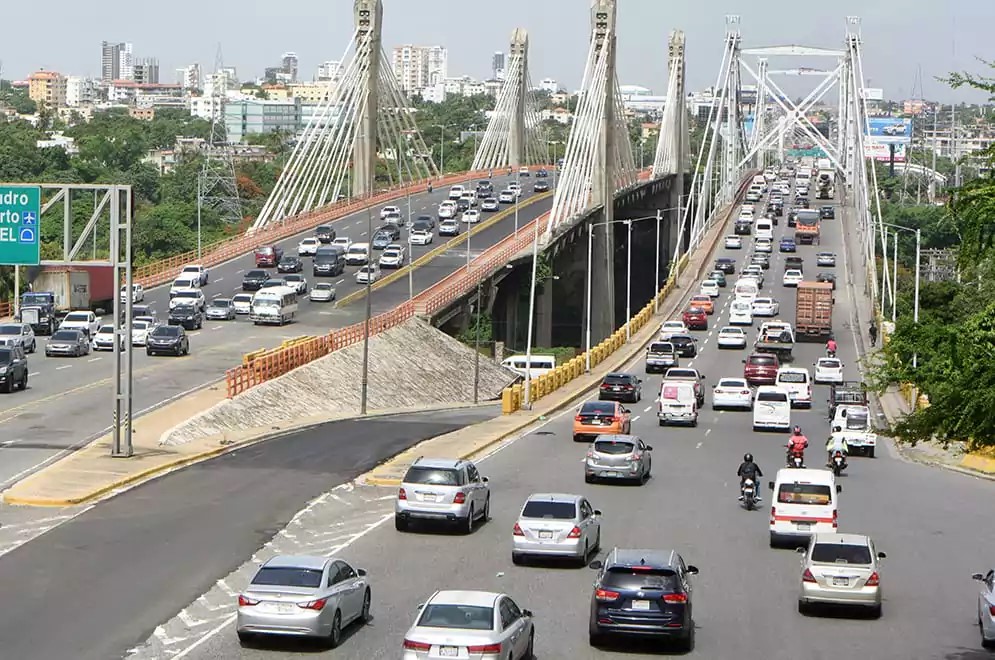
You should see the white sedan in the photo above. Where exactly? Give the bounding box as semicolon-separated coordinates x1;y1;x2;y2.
462;209;481;224
231;293;253;315
297;237;319;256
409;229;433;246
782;269;804;287
332;236;353;251
380;205;400;219
356;264;381;284
700;280;721;298
752;297;780;317
309;282;336;302
659;321;688;340
717;326;748;349
814;357;844;384
92;325;122;351
725;235;743;249
712;377;754;410
283;274;308;294
130;320;153;346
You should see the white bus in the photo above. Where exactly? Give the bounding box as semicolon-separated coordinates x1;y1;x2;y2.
250;287;299;325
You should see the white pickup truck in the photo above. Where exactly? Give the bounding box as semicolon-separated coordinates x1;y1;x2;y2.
831;404;877;458
59;311;101;337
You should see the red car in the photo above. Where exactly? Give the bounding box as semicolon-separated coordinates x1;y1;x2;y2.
254;245;284;267
682;306;708;330
743;352;779;385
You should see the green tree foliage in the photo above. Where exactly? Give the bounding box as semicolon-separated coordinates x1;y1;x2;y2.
410;95;494;172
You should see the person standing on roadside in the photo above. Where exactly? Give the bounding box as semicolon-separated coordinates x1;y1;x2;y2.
869;322;878;346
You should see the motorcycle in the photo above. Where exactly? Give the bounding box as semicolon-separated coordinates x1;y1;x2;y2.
741;478;757;510
786;448;805;469
826;349;836;358
830;451;847;476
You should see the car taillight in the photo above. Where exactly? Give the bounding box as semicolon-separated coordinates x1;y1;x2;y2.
453;492;466;504
403;639;432;650
238;595;259;606
770;507;776;525
865;572;880;587
611;416;621;423
575;415;583;422
595;589;620;601
567;526;582;539
832;510;838;528
600;383;610;389
989;604;995;616
741;390;750;395
398;488;407;500
513;523;524;536
662;593;688;603
802;569;817;583
298;598;327;610
468;643;503;653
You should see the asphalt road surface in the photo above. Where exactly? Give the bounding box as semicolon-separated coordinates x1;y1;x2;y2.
155;191;995;659
0;407;500;660
0;175;551;488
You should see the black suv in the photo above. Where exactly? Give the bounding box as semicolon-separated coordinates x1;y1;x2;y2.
588;548;699;651
315;225;336;243
168;304;204;330
147;325;189;357
277;256;303;273
0;345;28;393
242;270;270;291
669;334;698;358
734;219;752;235
415;215;436;229
714;257;736;274
820;205;836;219
598;373;642;403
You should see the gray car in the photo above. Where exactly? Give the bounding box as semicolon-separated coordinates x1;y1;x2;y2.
205;298;236;321
395;457;490;533
0;322;36;353
816;252;837;267
45;329;90;357
797;533;885;617
236;554;370;648
584;435;652;484
512;493;602;565
402;590;534;659
971;569;995;648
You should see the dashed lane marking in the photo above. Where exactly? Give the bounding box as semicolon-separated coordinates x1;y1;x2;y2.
56;365;72;370
643;406;652;413
88;357;101;362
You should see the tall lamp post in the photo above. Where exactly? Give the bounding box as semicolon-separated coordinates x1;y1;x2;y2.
879;221;921;365
522;215;542;408
359;132;375;415
432;124;449;174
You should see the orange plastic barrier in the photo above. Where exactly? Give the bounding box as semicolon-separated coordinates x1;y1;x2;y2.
0;299;11;318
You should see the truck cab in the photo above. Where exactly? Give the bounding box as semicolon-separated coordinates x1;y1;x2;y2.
831;404;877;458
17;292;57;335
644;341;679;373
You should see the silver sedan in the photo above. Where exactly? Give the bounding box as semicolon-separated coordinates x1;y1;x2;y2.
797;533;885;617
972;569;995;648
402;590;534;659
512;493;601;566
236;554;371;648
309;282;337;302
584;434;652;484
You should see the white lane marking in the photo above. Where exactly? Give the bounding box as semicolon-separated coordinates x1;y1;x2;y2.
360;231;368;236
214;278;223;283
188;332;200;337
29;372;39;377
87;357;102;363
212;292;222;298
696;442;703;449
336;279;345;285
632;415;640;422
235;269;244;274
705;428;712;436
210;326;223;331
643;406;652;412
171;512;393;659
56;365;72;370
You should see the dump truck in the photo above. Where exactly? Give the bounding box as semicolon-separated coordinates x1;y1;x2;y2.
795;281;833;341
794;209;821;245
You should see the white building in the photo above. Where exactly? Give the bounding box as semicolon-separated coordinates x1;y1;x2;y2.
65;77;97;107
36;132;78;154
190;95;222;120
392;45;448;94
176;64;202;90
418;83;447;103
539;78;560;94
317;60;341;82
118;43;134;81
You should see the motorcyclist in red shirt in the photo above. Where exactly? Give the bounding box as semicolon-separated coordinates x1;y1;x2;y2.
826;338;837;357
786;426;809;466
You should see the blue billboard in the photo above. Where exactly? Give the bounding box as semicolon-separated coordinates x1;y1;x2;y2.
865;117;912;144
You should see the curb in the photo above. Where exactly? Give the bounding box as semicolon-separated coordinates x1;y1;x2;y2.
1;401;499;507
334;192;553;308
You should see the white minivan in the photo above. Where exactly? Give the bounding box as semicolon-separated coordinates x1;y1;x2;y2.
768;468;841;547
502;354;556;378
734;278;760;304
729;299;754;325
755;219;774;240
249;287;299;325
776;367;813;408
657;381;698;427
752;385;791;432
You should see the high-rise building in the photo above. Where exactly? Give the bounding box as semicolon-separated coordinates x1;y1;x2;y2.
176;64;202;90
281;52;299;82
118;43;134;81
101;41;124;81
492;51;506;81
133;58;160;85
66;76;97;107
28;70;68;108
391;45;447;94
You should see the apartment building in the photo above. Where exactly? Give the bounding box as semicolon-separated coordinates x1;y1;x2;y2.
28;70;68;108
391;45;447;94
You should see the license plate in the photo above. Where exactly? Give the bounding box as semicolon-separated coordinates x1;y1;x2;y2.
612;386;621;391
266;602;295;613
604;471;619;478
832;577;849;587
538;531;553;540
795;522;811;530
439;647;460;657
631;600;651;610
421;494;437;502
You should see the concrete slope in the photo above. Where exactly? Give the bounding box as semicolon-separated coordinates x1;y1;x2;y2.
162;317;516;445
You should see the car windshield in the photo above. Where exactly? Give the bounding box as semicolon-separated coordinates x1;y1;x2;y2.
348;246;366;254
594;439;635;455
749;355;776;366
604;375;631;385
777;483;831;505
757;391;787;403
97;325;113;334
315;284;332;290
818;359;840;368
21;294;50;306
175;291;197;299
251;567;323;589
133;321;149;330
212;300;230;308
404;466;459;486
845;412;869;430
233;295;252;303
417;604;494;630
285;275;302;281
246;271;267;278
811;543;872;565
64;313;88;322
172;305;196;314
721;328;743;335
152;326;181;337
0;326;20;335
667;370;696;379
580;402;616;415
0;348;14;363
718;379;746;388
778;372;807;383
52;331;79;341
648;343;673;353
602;567;678;591
521;501;576;520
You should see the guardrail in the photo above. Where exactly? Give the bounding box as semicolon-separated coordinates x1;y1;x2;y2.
0;299;11;318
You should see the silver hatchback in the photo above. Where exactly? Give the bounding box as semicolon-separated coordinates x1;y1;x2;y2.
395;458;490;533
584;435;653;484
512;493;602;566
797;533;886;617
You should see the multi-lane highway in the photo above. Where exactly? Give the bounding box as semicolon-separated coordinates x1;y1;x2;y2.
118;189;993;659
0;175;551;488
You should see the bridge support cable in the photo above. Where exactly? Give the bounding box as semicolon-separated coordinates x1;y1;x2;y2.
251;0;437;233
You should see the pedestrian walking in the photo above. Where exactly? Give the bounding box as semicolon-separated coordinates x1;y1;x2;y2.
868;322;878;346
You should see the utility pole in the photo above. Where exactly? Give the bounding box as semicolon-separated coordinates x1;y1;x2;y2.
200;44;243;226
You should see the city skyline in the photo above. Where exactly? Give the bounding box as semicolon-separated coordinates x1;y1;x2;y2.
1;0;991;103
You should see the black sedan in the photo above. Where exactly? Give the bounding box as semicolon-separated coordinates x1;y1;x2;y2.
714;257;736;274
534;181;550;193
277;256;303;273
598;373;642;403
669;334;698;358
242;270;270;291
146;325;189;356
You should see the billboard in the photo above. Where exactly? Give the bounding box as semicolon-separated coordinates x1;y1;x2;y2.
864;142;907;162
861;87;884;101
865;117;912;144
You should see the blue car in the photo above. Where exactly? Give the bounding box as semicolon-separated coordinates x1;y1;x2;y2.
589;548;698;651
779;238;797;253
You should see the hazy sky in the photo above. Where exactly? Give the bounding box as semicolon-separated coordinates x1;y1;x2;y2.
3;0;992;103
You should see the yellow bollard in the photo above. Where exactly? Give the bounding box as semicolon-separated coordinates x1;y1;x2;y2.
502;387;515;414
512;383;523;411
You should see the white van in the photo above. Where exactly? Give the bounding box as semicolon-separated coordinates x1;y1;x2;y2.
752;385;791;431
755;219;774;240
250;287;299;325
776;367;812;408
169;276;200;297
768;468;841;547
729;299;754;325
501;354;556;378
733;278;759;304
657;381;698;426
448;185;466;201
345;243;370;266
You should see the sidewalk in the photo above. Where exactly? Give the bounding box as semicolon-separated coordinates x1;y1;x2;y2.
840;204;995;479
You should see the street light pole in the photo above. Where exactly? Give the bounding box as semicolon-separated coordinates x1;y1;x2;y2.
359;199;374;415
585;223;594;373
913;227;921;369
891;230;898;324
438;125;446;173
196;169;203;259
654;208;662;313
625;219;632;341
473;281;481;404
523;216;541;408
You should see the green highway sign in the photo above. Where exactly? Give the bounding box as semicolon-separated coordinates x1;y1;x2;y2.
0;185;41;266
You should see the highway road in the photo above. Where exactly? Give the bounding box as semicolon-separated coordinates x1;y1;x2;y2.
0;406;500;660
125;190;994;659
0;174;551;489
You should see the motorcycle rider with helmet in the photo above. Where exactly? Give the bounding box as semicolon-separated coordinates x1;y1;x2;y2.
826;428;850;469
826;337;838;357
737;453;764;501
786;426;809;466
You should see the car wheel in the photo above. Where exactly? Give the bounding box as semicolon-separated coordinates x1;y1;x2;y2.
593;529;602;552
394;515;408;532
868;448;875;458
869;604;882;619
462;505;475;534
327;610;342;648
588;623;604;647
146;349;153;356
20;372;28;390
512;552;525;566
585;473;595;484
1;378;11;394
237;631;256;647
360;588;372;623
675;623;694;652
797;600;809;615
482;496;490;522
578;542;589;566
523;630;535;659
